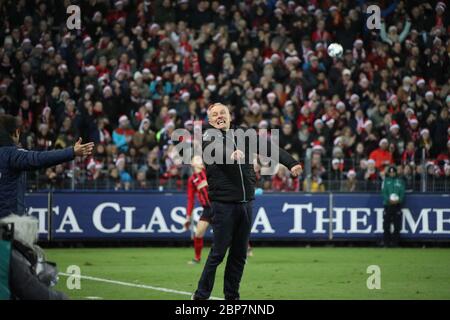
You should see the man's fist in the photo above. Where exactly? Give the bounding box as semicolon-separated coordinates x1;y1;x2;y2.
74;138;94;157
290;164;303;177
230;150;245;161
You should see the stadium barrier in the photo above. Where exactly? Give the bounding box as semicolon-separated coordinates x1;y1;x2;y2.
25;192;450;242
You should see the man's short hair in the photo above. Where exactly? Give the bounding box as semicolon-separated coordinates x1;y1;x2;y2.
207;103;230;114
0;114;20;146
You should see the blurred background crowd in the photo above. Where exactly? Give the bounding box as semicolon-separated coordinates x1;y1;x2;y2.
0;0;449;193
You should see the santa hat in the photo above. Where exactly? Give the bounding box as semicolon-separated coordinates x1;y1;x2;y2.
258;120;269;129
436;2;446;12
336;101;346;110
350;94;359;102
425;160;436;168
284;100;294;108
315;42;324;50
332;158;340;165
87;158;103;170
86;65;96;72
388;95;397;103
102;86;112;94
205;74;215;82
311;140;325;153
115;155;125;167
150;23;160;31
408;116;419;125
416;78;426;86
420;128;430;136
301;105;310;114
367;159;376;165
425;91;434;98
180;91;190;99
267;92;276;100
118;115;128;124
83;36;92;44
184;120;194;128
405;108;415;116
329;6;338;12
314;119;323;127
165;121;175;130
379;138;388;146
390;121;400;131
353;39;363;47
270;53;281;61
347;169;356;178
87;159;96;170
326;118;335;126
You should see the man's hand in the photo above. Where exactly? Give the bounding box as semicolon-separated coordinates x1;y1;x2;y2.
74;138;95;157
290;164;303;177
230;150;245;161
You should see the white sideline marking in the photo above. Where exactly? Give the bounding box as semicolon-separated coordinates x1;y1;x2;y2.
59;273;223;300
85;296;103;300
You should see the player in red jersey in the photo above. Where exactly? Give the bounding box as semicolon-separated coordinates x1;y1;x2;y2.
184;156;212;264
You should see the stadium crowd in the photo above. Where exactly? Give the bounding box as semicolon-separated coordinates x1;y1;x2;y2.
0;0;449;192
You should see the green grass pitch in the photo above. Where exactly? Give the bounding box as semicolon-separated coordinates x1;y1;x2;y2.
45;247;450;300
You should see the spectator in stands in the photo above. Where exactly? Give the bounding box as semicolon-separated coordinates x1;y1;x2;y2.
326;158;343;191
113;116;135;153
133;118;157;156
360;159;381;191
271;165;300;192
343;169;357;192
418;128;433;159
116;154;132;190
369;138;394;171
304;167;325;192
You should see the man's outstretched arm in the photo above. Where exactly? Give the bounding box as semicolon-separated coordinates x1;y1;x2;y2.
257;134;303;177
9;138;94;171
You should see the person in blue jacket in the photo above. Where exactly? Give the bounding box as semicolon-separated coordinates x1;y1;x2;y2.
0;114;94;300
0;115;94;219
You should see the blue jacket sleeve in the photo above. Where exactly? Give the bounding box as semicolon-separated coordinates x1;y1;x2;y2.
9;147;75;171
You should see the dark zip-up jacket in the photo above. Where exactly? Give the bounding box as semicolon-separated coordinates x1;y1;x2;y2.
202;125;300;203
0;145;75;218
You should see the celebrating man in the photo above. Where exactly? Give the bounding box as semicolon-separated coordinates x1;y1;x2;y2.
192;103;302;300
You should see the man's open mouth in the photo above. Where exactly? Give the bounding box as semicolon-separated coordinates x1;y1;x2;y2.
217;119;225;125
